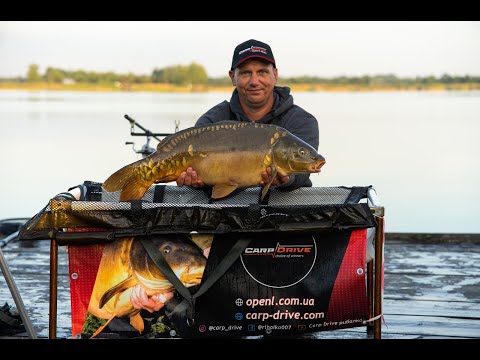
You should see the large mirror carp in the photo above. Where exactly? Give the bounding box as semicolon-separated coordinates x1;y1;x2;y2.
103;121;326;201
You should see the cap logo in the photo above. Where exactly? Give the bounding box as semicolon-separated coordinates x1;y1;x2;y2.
239;46;268;55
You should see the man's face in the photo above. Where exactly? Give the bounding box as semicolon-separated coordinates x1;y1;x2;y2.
229;59;278;109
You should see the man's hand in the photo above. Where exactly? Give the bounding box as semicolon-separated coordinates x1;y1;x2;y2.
130;285;174;313
260;167;289;187
176;167;205;188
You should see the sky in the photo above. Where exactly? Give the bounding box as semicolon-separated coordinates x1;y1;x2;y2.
0;21;480;79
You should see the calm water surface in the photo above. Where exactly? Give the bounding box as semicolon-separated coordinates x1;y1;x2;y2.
1;90;479;233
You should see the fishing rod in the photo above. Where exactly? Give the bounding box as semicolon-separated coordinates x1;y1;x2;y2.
124;114;180;158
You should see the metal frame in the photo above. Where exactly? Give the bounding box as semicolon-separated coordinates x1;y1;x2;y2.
367;187;385;339
0;231;38;338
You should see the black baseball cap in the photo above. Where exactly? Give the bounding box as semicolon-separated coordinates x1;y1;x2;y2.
231;39;276;70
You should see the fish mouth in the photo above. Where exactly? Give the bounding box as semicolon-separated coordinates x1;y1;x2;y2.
135;271;173;291
311;160;326;172
179;267;205;287
135;265;205;291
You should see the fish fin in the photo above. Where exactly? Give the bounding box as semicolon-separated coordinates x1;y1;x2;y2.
261;167;277;201
156;134;175;150
103;160;153;201
129;312;144;334
99;276;137;309
90;316;114;339
211;183;239;199
155;175;179;183
119;180;150;202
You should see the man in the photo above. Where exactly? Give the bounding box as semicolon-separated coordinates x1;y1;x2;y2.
129;39;320;318
177;39;320;192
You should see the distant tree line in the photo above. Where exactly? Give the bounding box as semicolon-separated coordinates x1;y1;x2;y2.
1;64;479;86
18;63;208;85
282;74;480;86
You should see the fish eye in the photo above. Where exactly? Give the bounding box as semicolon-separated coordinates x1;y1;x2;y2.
298;148;306;156
162;244;172;254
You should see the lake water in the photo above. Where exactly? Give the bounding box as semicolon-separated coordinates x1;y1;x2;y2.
1;89;479;234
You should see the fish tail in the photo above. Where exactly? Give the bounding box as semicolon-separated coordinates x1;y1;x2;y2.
102;160;153;201
90;316;114;338
129;312;144;333
99;276;137;309
102;161;141;192
119;179;151;202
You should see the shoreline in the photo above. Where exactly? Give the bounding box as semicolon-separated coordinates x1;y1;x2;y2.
1;82;479;93
385;232;480;242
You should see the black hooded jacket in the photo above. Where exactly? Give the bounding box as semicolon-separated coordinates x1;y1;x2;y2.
195;86;320;191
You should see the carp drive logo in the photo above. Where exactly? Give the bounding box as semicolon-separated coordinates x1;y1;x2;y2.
239;46;268;55
244;243;313;257
240;236;317;288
